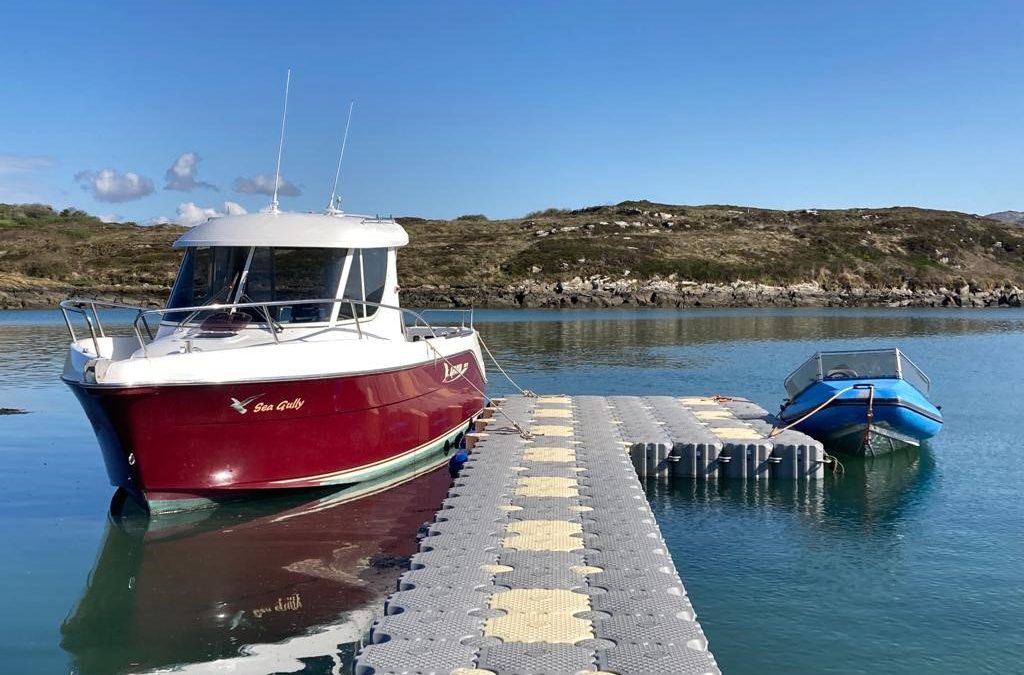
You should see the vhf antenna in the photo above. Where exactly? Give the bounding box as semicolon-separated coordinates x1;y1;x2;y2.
270;68;292;214
327;101;355;214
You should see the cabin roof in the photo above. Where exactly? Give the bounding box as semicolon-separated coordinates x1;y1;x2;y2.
172;211;409;249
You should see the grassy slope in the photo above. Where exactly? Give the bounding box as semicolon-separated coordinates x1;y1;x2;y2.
400;201;1024;290
0;204;185;298
2;201;1024;306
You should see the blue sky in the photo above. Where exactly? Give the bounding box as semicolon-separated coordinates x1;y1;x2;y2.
1;1;1021;223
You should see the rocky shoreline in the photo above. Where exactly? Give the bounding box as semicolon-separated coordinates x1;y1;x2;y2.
3;277;1022;311
401;278;1024;309
0;276;169;311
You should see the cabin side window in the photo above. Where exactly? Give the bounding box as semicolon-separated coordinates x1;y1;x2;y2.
336;248;389;320
362;248;388;309
244;247;347;323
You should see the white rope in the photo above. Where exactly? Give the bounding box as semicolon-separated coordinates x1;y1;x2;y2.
423;339;533;439
769;385;856;474
477;333;538;398
768;385;856;438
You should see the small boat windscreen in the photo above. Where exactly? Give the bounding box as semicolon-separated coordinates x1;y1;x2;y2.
784;349;931;398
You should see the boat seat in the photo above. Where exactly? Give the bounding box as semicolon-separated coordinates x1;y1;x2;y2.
198;311;252;335
825;366;858;379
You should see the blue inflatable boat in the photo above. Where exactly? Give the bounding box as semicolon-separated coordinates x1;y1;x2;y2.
779;348;942;455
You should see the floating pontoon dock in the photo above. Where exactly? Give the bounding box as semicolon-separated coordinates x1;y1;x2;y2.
355;394;824;675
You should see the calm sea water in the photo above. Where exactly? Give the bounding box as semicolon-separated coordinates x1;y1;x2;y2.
1;308;1022;673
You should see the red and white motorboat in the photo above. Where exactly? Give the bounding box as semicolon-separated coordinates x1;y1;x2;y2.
60;209;487;514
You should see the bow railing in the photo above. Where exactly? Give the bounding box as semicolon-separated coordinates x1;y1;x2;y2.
59;298;473;359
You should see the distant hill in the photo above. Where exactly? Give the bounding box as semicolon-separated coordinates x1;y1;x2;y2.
985;211;1024;227
2;201;1024;308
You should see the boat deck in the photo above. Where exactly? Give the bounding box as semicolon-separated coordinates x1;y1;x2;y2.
355;394;824;675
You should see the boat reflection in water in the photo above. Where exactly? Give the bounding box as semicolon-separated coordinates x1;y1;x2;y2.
648;443;935;534
824;444;936;529
61;466;453;674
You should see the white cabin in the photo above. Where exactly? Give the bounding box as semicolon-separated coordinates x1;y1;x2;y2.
161;210;409;341
61;210;484;387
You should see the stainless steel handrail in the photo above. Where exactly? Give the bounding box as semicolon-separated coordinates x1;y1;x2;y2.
60;300;153;357
58;297;472;358
419;307;475;330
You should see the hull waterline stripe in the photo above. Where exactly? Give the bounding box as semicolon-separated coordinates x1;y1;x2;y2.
267;416;477;486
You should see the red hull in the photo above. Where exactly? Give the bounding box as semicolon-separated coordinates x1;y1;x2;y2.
67;351;484;510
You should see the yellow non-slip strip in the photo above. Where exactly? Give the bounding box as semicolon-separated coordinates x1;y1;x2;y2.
515;476;579;498
522;447;576;462
694;410;734;420
484;588;592;643
503;520;583;551
712;426;764;440
532;407;574;418
538;396;572;405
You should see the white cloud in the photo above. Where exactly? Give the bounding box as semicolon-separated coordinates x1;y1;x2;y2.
75;168;155;203
164;151;217;191
233;173;301;197
173;200;248;227
98;214;123;223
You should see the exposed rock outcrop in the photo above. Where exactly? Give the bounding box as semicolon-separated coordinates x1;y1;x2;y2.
400;278;1024;309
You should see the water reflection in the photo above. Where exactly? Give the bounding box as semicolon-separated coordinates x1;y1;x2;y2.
7;307;1021;390
0;324;70;390
61;469;452;675
475;310;1024;371
0;310;147;391
825;446;936;531
647;445;934;537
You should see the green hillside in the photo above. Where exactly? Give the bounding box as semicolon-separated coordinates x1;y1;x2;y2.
2;201;1023;308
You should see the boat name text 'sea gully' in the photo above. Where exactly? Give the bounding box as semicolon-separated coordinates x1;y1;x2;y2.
234;399;309;413
251;593;304;619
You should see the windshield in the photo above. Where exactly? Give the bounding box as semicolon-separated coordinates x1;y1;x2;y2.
165;246;388;325
783;349;931;397
243;247;346;323
165;247;249;322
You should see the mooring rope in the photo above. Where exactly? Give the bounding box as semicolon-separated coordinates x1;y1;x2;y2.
477;333;538;398
767;385;857;438
862;384;876;457
767;385;859;475
423;338;533;439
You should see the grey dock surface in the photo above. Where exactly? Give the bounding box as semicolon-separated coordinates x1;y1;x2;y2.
356;395;823;675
